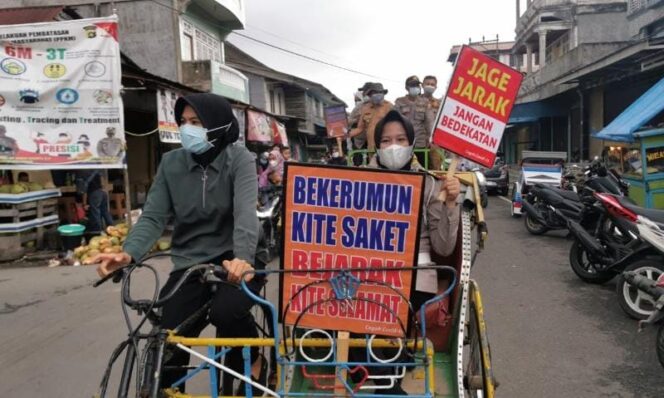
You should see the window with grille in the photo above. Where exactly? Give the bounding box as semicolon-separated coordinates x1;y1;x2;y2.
180;18;222;63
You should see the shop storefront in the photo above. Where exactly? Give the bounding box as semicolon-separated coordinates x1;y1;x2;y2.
595;77;664;209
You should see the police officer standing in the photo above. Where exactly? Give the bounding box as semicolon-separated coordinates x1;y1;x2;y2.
394;76;433;167
422;75;445;170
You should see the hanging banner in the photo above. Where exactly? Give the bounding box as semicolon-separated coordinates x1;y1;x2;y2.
157;88;182;143
280;163;424;337
272;118;288;147
0;17;124;169
324;105;348;138
247;110;273;143
432;45;523;168
246;109;286;145
232;106;246;146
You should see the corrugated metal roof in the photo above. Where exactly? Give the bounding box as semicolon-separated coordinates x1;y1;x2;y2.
594;77;664;143
0;6;64;25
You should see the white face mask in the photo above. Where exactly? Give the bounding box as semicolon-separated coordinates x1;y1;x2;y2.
377;144;414;170
423;85;436;95
408;86;421;96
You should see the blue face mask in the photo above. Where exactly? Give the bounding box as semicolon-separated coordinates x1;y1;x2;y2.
179;122;231;154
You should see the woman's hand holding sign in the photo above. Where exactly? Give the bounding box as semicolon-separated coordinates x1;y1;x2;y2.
439;175;461;208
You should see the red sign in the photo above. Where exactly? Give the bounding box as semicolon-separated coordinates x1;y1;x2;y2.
324;105;348;138
432;45;523;168
281;164;424;337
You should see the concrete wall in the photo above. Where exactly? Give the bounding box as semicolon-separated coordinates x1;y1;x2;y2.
627;2;664;38
576;12;629;43
245;72;268;110
588;87;605;159
55;1;180;82
518;42;626;101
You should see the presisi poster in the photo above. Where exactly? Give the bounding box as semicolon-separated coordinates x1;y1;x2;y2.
432;45;522;168
281;164;424;337
0;17;125;170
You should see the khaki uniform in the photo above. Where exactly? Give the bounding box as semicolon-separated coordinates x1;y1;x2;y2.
350;100;392;151
424;95;444;170
348;101;365;128
394;95;433;149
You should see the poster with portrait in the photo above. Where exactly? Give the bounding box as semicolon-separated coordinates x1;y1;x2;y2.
157;88;182;144
0;17;124;169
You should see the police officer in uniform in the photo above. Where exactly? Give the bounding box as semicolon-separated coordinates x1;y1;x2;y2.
393;76;433;167
422;75;445;170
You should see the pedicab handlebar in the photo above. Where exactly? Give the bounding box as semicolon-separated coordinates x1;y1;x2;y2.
93;261;230;310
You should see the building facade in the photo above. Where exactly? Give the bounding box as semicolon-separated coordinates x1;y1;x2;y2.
225;42;346;162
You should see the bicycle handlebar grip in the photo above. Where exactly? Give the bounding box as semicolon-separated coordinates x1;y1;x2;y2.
93;268;125;287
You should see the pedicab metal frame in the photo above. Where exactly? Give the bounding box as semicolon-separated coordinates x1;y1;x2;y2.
159;168;494;398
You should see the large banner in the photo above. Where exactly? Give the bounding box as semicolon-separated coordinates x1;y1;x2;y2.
281;164;424;337
157;88;182;144
0;17;124;169
432;45;522;168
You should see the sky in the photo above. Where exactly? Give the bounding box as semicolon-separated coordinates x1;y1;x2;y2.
227;0;519;109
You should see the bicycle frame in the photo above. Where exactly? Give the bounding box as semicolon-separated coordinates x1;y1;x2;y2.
97;200;494;398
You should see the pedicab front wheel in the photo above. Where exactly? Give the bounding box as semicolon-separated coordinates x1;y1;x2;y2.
463;280;496;398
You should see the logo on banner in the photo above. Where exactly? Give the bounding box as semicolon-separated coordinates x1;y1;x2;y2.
83;25;97;39
84;61;105;77
1;58;26;75
56;88;79;105
19;89;39;104
93;89;112;104
43;63;67;78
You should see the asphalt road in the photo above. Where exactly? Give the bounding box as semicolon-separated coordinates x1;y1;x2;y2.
473;195;662;397
0;196;661;397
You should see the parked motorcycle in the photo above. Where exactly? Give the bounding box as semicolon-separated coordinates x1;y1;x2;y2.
567;193;643;284
614;211;664;319
257;186;282;262
522;183;585;234
522;158;627;235
622;270;664;368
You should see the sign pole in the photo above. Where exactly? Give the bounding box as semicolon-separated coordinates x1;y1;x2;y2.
439;154;459;202
337;137;344;156
123;166;133;227
334;330;350;397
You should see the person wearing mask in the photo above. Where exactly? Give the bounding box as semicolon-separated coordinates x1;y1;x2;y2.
348;82;372;129
422;75;440;110
422;75;445;171
393;76;434;168
348;82;392;162
355;110;461;394
93;93;265;394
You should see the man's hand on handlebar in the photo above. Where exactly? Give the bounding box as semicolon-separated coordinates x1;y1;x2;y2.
94;252;132;278
222;258;255;284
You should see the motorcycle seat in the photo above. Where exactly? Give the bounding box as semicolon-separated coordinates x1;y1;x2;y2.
618;197;664;224
553;189;580;202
